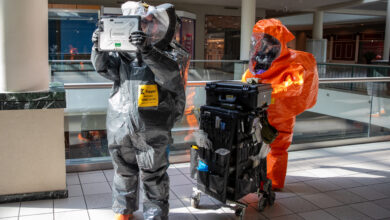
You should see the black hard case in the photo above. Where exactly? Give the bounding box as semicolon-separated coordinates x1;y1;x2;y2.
205;81;272;111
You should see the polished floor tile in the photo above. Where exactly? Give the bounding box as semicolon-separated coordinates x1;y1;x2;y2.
0;202;20;218
350;202;390;219
298;210;338;220
19;200;53;216
325;205;372;220
2;141;390;220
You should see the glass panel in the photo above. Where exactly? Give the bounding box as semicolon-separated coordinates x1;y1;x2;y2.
316;64;390;95
189;61;248;81
64;84;205;162
293;82;372;143
171;85;205;152
50;60;111;83
368;82;390;137
51;60;248;83
317;63;390;79
65;88;110;161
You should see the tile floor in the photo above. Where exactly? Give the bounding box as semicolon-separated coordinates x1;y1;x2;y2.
1;141;390;220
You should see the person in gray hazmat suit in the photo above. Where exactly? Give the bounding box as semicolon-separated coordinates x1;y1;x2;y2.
91;1;190;220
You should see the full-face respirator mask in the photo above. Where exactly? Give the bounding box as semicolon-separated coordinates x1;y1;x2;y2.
249;33;281;75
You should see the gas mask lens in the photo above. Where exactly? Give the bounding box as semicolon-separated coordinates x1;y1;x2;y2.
122;3;176;49
249;33;281;75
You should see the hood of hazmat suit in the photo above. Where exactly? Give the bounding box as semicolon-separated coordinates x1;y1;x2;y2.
122;1;178;51
242;18;319;189
92;1;190;219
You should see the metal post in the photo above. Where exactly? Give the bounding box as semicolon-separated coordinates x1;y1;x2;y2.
384;0;390;60
355;34;360;63
368;94;373;137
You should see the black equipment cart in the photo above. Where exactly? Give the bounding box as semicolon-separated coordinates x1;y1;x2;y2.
190;81;277;219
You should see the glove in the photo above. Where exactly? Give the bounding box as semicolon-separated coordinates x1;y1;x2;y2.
92;22;103;43
130;31;151;52
260;112;278;144
92;28;100;44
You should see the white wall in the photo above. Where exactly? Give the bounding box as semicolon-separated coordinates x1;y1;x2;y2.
0;109;66;195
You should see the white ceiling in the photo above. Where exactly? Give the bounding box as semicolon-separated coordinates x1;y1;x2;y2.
48;0;388;16
279;12;384;26
145;0;387;12
349;0;388;11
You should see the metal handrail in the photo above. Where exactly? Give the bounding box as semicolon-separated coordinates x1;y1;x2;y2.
63;81;212;89
190;60;248;63
50;60;390;68
50;60;91;63
64;82;112;89
63;77;390;89
317;62;390;69
319;77;390;83
49;59;249;64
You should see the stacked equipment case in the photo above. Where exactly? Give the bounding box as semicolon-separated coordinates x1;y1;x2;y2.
190;81;277;219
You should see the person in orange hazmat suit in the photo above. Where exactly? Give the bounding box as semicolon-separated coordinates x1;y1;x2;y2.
242;18;319;189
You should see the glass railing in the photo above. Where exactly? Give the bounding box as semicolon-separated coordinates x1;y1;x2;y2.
50;60;248;83
317;63;390;93
51;60;390;83
52;60;390;167
294;78;390;146
50;60;110;83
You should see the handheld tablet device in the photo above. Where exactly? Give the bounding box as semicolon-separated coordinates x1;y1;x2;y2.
98;16;141;52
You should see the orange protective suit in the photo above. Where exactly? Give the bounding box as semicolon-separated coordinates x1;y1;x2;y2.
184;87;199;142
242;19;319;189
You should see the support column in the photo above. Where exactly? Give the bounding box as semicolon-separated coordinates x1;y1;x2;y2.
0;0;49;92
239;0;256;60
329;35;334;61
313;11;324;40
383;0;390;60
306;11;327;63
355;34;360;63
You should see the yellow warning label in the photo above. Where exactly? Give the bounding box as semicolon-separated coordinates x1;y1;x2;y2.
138;84;158;107
271;98;275;104
226;95;234;99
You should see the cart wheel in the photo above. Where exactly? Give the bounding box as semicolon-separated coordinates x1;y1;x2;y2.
191;197;200;208
235;207;246;220
268;191;275;206
258;197;267;212
235;207;245;219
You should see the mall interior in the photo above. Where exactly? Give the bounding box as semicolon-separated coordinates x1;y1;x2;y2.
0;0;390;219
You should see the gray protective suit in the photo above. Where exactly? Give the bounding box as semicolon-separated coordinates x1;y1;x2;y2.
91;16;189;219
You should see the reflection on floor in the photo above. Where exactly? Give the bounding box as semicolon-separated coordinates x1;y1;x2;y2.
1;141;390;220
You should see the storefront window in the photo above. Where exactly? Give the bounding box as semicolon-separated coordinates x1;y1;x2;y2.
205;15;241;69
49;10;99;60
175;17;195;58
